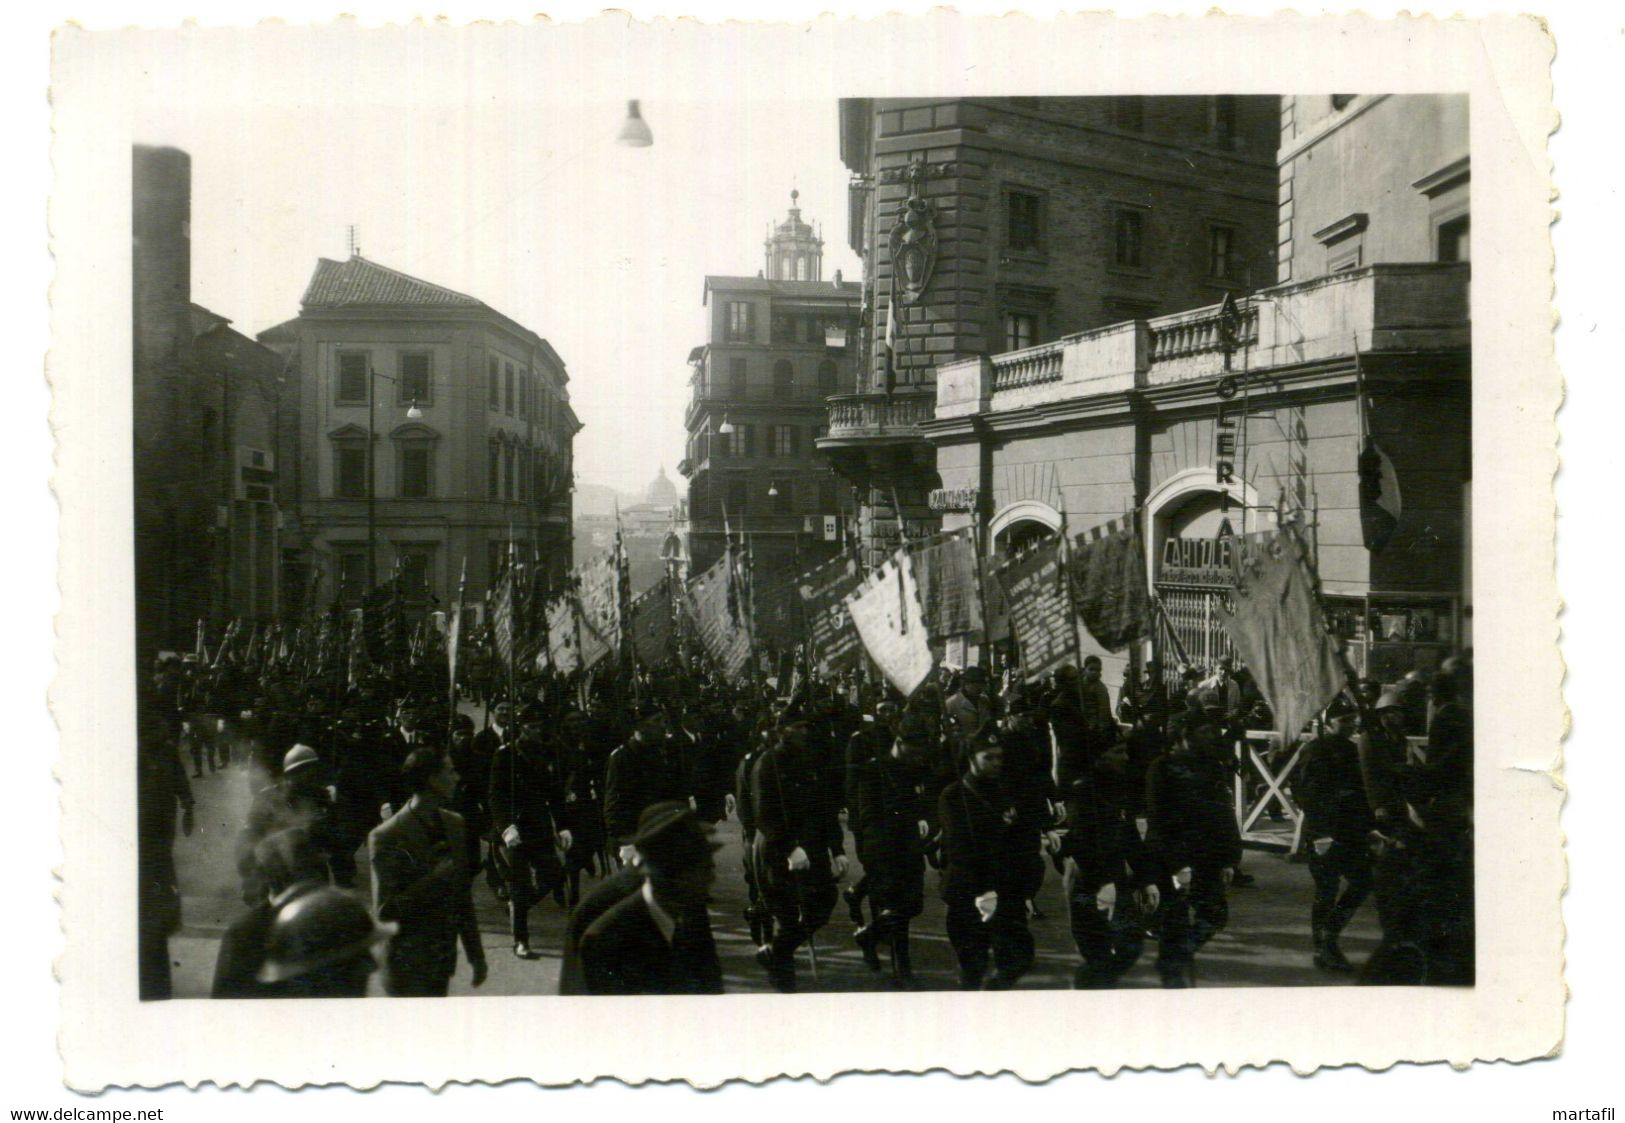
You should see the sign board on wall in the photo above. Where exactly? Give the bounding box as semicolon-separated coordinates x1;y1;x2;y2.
928;486;980;513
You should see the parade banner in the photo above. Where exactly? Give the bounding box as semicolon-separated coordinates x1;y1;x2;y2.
1068;515;1151;652
846;548;933;697
577;552;622;667
798;555;863;677
490;567;515;670
447;559;467;700
344;608;368;687
911;528;984;641
1215;528;1346;745
994;539;1077;682
543;595;582;674
686;555;752;683
750;567;804;656
630;576;676;668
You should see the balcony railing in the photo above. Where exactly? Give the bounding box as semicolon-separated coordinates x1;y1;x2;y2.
1147;299;1259;364
991;340;1066;391
822;389;936;441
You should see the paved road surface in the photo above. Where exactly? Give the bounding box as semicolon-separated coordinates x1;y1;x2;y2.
165;744;1379;998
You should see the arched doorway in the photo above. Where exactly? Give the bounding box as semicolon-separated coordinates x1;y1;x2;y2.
988;499;1060;560
1144;469;1269;675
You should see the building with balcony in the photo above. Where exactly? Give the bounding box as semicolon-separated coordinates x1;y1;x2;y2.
260;253;579;613
822;96;1282;569
133;144;289;660
921;94;1471;690
679;192;862;582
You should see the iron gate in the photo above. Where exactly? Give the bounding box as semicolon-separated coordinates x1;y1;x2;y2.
1154;584;1237;679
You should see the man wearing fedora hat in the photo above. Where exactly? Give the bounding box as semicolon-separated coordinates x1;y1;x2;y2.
559;801;723;996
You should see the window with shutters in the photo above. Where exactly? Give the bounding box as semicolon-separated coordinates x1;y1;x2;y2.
398;352;431;405
335;445;367;499
1006;190;1043;253
1209;225;1238;280
398;446;433;498
773;360;794;400
336;351;369;405
729;358;748;399
1113;208;1145;269
726;301;753;343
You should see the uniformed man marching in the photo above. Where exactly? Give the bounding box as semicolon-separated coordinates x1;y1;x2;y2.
1295;695;1374;972
850;708;934;984
937;727;1042;990
750;705;846;993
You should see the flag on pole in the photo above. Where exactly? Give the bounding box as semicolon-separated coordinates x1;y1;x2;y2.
447;558;467;701
1067;514;1152;652
1358;436;1402;552
491;565;515;671
345;609;368;688
686;555;752;683
798;555;864;677
577;552;621;669
630;575;677;668
911;528;983;641
993;539;1078;682
542;595;582;673
1215;528;1347;746
883;278;898;395
845;547;933;697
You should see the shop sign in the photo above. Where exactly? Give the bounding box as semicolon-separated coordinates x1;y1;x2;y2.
1159;534;1236;588
928;486;979;513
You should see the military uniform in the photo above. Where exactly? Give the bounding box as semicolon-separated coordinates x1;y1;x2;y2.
750;732;844;989
937;767;1041;990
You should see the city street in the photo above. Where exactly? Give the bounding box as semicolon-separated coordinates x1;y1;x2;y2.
167;736;1380;998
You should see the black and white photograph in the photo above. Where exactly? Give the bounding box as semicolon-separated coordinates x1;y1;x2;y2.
43;8;1575;1095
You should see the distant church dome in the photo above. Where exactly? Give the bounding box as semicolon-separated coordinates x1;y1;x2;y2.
646;465;679;507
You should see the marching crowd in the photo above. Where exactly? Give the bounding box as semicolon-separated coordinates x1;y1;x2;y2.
135;646;1473;999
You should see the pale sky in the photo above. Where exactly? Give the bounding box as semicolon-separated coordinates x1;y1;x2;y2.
109;23;863;496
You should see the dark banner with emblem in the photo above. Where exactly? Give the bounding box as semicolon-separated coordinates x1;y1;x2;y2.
750;567;805;657
630;575;676;668
1216;528;1346;745
685;555;752;683
911;529;983;641
994;539;1077;682
798;555;863;677
1069;515;1151;652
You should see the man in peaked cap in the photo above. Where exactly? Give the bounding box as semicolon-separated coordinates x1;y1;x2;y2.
603;701;690;867
938;725;1042;990
749;703;846;992
1295;695;1373;972
559;801;723;996
489;702;571;959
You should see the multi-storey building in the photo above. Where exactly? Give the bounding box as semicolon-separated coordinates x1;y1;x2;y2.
923;93;1471;691
822;96;1281;569
133;144;287;660
679;193;862;584
261;254;579;612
